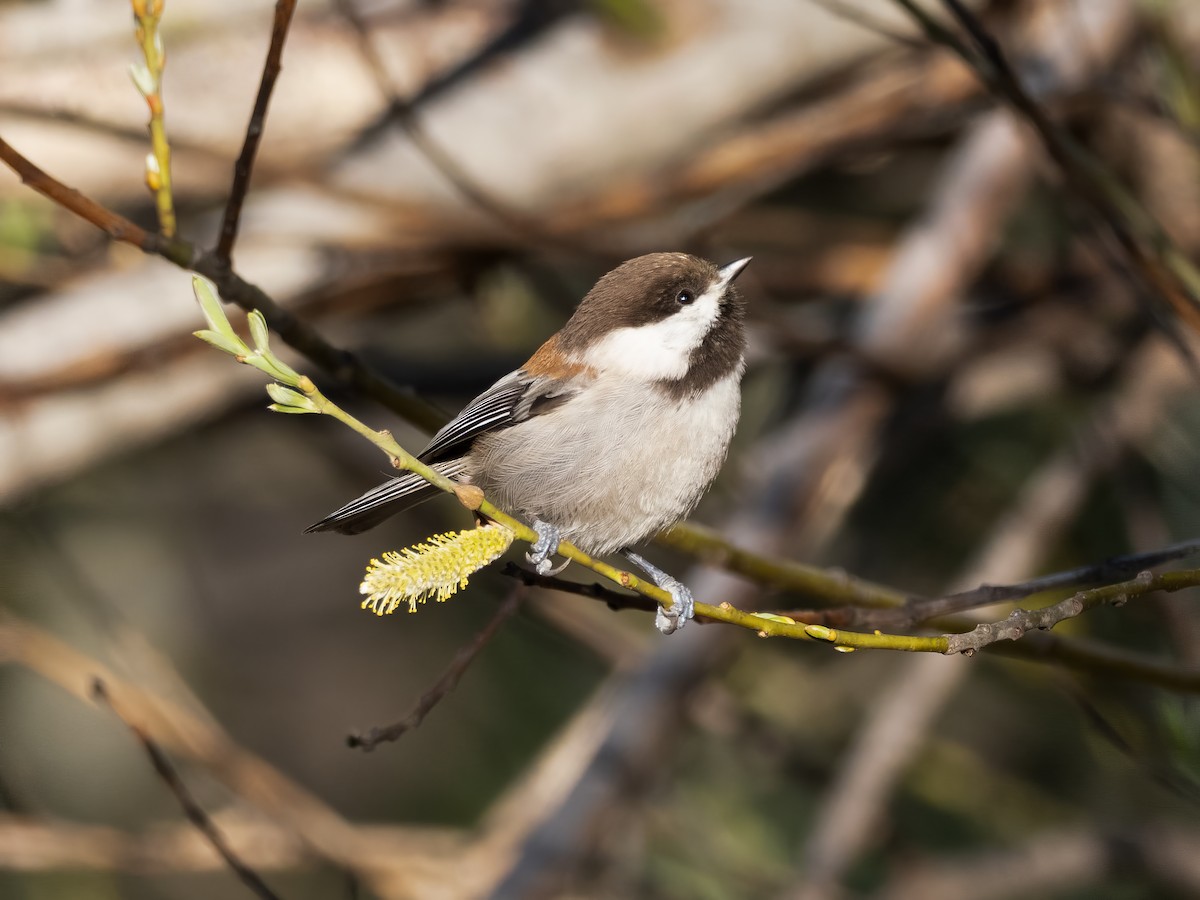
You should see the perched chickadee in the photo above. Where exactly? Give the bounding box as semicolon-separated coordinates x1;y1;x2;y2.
308;252;751;633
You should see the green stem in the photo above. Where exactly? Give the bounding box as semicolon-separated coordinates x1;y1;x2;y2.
132;0;176;237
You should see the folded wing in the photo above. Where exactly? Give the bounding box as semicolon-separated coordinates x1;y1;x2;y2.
306;371;577;534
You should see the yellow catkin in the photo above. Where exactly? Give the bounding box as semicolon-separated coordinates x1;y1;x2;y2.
359;525;515;615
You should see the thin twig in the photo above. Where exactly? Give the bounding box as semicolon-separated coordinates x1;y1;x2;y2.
505;562;1200;690
943;568;1200;656
91;679;283;900
130;0;176;237
215;0;297;266
500;562;656;613
348;587;525;751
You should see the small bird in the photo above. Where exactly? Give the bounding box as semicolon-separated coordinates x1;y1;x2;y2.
308;252;750;633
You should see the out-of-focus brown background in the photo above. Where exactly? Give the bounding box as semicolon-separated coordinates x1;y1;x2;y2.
3;1;1200;898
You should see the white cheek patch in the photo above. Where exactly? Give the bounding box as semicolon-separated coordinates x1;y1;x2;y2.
581;282;724;381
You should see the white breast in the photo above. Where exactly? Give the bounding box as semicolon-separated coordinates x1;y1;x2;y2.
579;279;727;381
469;369;742;556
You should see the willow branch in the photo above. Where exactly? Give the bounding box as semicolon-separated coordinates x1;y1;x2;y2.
130;0;176;237
799;569;1200;676
507;562;1200;690
221;313;1200;656
215;0;297;265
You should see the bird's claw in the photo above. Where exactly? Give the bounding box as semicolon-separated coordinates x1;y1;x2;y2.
654;579;694;635
624;550;695;635
527;519;562;575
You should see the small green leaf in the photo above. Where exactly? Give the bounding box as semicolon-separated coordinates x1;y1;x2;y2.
191;276;240;344
804;624;835;641
248;310;270;353
194;329;245;357
271;358;301;382
247;352;301;386
266;383;313;410
268;403;317;414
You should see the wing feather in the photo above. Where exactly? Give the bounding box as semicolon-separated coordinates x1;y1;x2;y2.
418;373;531;463
305;460;468;534
307;370;579;535
418;371;577;463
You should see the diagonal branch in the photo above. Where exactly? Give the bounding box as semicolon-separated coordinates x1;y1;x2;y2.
0;135;444;432
943;569;1200;656
91;678;283;900
347;587;525;751
500;562;656;613
0;136;190;263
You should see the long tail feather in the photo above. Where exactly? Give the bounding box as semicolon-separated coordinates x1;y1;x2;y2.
305;461;467;535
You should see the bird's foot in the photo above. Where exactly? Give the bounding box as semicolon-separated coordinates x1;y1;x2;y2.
526;519;566;576
623;551;694;635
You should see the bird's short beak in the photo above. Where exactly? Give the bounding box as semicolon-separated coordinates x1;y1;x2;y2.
717;256;752;288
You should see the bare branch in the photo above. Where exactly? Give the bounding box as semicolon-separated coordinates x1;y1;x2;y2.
500;562;657;613
0;136;191;263
945;569;1200;656
348;587;525;751
215;0;298;265
91;678;283;900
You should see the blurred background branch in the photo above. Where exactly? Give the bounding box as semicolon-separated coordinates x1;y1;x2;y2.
3;1;1200;898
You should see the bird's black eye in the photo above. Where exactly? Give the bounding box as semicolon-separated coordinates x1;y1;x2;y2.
676;289;695;305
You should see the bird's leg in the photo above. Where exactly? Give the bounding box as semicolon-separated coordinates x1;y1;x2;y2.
527;519;568;576
623;551;694;635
